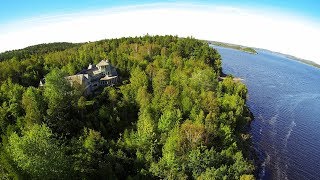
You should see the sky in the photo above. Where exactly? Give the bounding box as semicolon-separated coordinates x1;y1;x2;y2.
1;0;320;64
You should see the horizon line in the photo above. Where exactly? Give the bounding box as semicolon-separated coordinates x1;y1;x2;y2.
0;3;319;64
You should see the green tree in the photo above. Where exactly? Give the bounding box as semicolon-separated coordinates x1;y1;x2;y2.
158;108;182;133
5;124;70;179
152;68;169;95
73;128;108;179
22;87;45;128
0;79;25;132
240;174;255;180
44;68;80;134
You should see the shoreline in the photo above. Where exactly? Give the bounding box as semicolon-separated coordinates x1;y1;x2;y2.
220;71;258;178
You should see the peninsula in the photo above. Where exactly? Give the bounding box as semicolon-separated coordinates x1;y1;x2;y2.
0;35;255;179
208;40;258;54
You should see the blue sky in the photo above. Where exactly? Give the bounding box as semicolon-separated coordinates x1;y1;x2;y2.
1;0;320;63
1;0;319;24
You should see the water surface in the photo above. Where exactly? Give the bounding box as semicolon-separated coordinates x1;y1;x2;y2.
214;46;320;180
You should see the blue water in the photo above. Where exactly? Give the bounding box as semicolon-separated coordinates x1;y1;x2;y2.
214;46;320;180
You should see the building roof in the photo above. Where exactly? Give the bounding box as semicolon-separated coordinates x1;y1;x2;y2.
65;74;90;86
96;60;109;67
100;76;117;81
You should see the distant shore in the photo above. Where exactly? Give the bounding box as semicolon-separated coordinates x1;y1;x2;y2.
256;48;320;69
208;41;258;54
207;40;320;69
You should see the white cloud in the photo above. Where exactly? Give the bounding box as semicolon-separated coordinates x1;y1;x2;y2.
0;3;319;64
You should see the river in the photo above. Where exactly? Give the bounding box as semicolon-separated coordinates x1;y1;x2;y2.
213;46;320;180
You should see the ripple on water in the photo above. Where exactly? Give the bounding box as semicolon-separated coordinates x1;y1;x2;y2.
284;121;296;148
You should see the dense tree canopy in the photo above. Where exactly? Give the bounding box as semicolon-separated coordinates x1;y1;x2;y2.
0;35;255;179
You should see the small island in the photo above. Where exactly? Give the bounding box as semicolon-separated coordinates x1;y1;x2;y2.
209;41;258;54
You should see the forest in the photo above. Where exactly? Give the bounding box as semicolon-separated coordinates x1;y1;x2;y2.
0;35;255;179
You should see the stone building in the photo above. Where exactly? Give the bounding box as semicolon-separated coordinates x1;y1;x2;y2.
40;60;118;95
